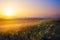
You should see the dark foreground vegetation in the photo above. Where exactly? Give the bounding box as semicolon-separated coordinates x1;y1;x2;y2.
0;19;60;40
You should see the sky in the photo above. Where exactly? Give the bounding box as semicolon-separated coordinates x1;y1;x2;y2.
0;0;60;18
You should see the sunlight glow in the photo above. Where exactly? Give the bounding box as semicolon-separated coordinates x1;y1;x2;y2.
4;8;14;16
1;5;23;18
5;9;13;16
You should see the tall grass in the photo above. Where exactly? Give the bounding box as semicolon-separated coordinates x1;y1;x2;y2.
0;19;60;40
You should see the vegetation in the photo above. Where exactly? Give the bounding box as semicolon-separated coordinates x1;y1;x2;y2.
0;19;60;40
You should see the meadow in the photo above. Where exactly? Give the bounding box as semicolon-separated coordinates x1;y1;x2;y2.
0;18;60;40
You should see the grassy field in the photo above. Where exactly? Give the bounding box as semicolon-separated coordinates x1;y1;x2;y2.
0;19;60;40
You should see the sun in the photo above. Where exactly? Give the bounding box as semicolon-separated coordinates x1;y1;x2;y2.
5;9;13;16
3;7;15;17
2;7;16;19
2;6;22;18
5;9;14;16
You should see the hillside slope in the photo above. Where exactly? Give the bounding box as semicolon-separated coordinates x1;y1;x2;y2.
0;19;60;40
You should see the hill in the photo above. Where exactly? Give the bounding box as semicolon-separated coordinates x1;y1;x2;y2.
0;19;60;40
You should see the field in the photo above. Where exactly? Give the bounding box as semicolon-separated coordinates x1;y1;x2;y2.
0;18;60;40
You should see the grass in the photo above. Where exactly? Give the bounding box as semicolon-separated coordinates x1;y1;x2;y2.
0;19;60;40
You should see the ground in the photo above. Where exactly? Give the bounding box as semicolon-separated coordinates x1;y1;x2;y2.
0;19;60;40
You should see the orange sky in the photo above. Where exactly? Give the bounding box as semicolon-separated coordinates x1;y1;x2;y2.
0;0;60;18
